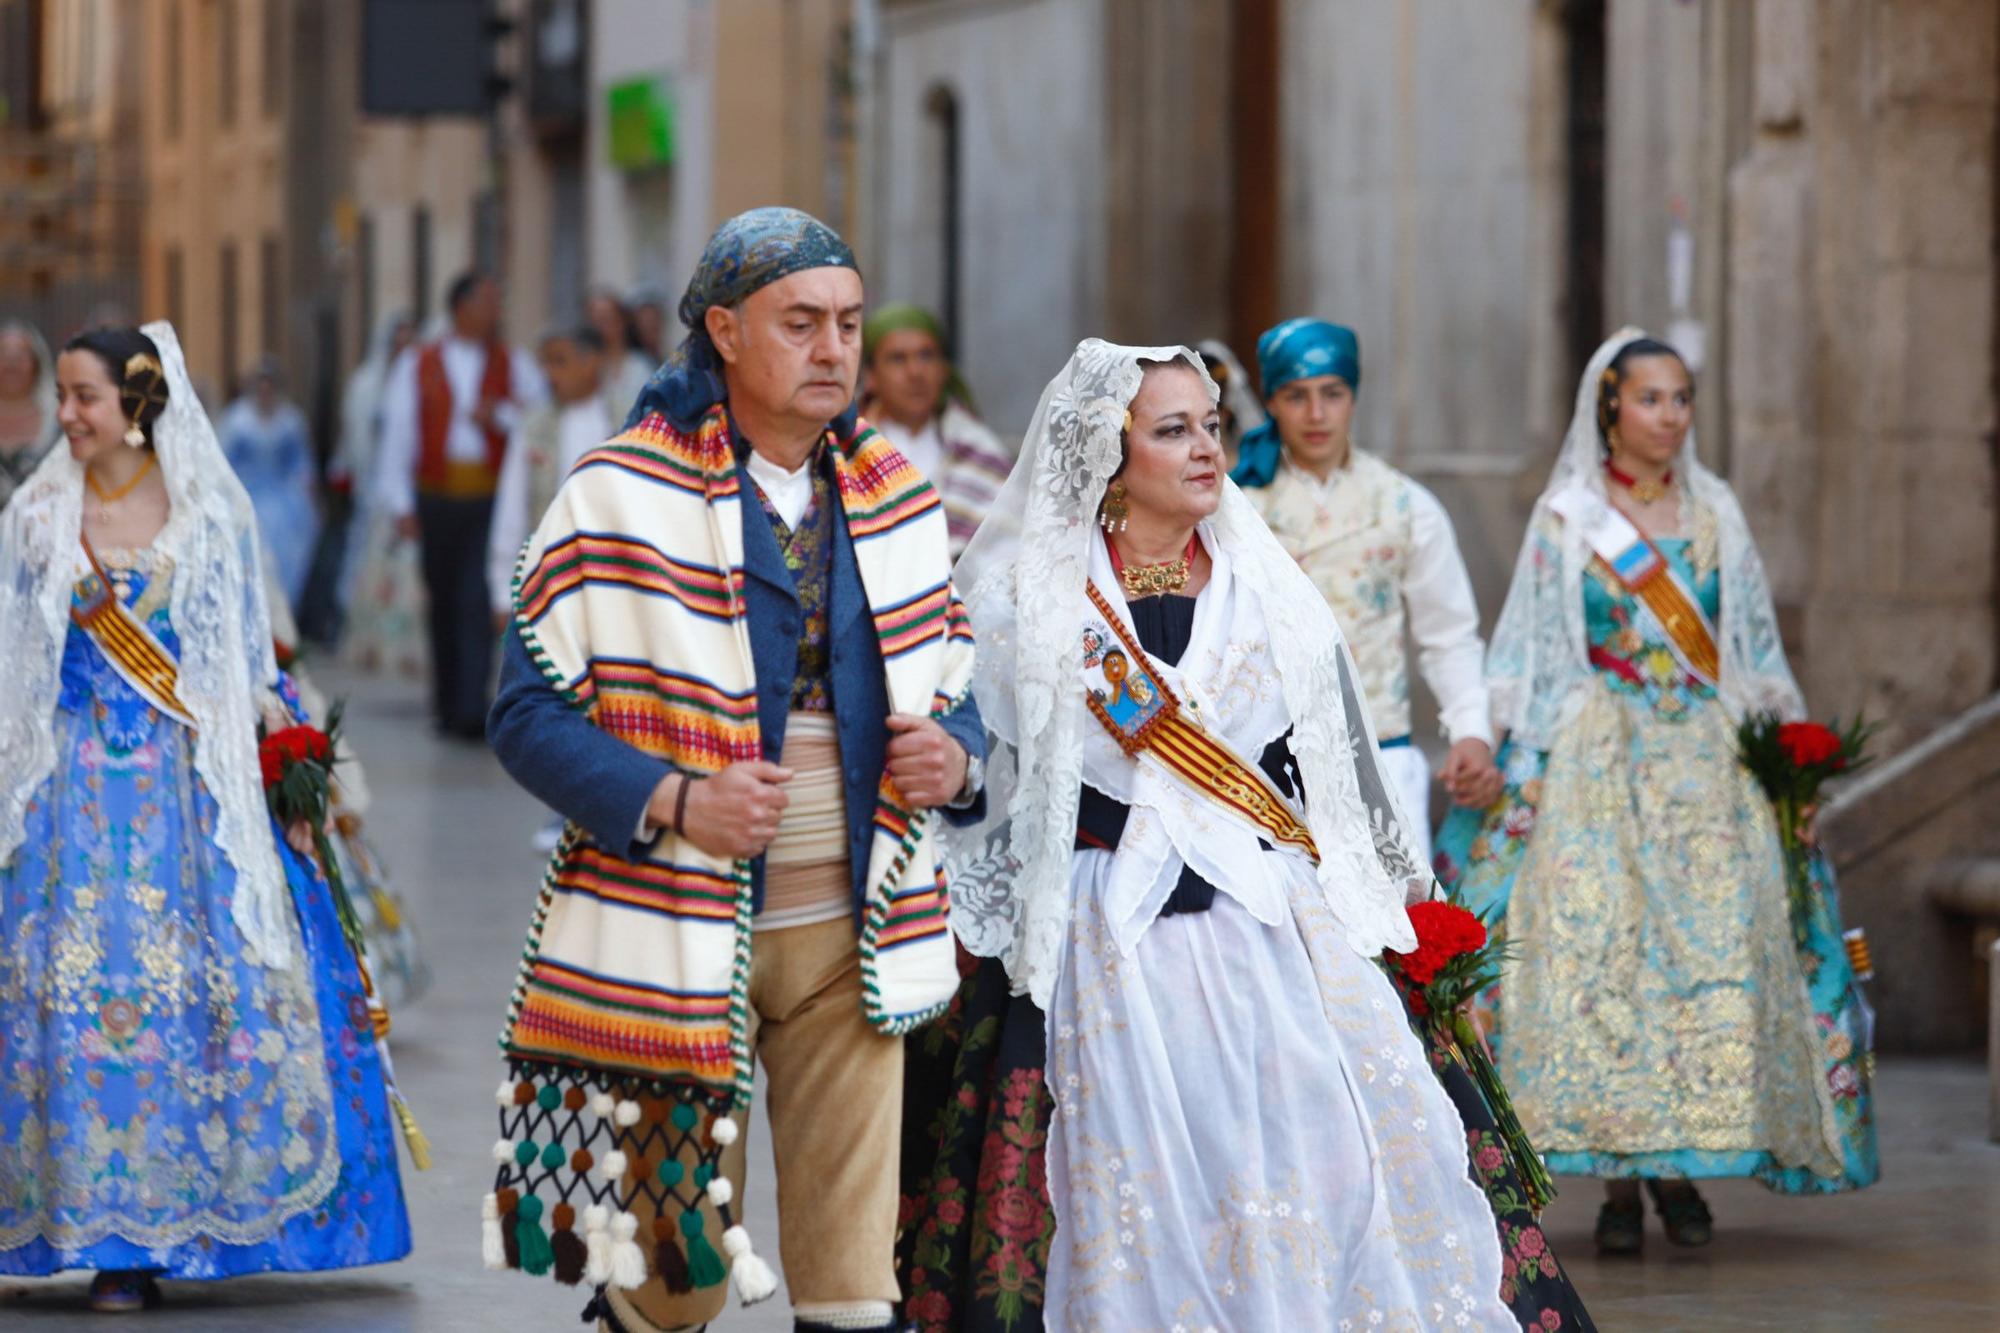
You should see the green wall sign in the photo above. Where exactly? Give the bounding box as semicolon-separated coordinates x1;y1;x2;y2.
607;76;674;171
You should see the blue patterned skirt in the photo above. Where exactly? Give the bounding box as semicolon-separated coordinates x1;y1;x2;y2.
0;692;411;1277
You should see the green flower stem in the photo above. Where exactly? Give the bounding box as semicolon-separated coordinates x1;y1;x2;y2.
1445;1011;1557;1215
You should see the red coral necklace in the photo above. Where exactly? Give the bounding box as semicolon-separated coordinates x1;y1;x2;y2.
1605;459;1673;504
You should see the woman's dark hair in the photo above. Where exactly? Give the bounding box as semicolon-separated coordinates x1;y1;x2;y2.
1198;351;1239;432
63;326;169;447
1596;336;1691;447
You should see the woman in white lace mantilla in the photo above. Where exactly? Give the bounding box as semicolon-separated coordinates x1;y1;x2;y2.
898;341;1534;1331
0;324;411;1312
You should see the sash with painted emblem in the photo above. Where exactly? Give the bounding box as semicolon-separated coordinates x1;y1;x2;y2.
1080;579;1317;862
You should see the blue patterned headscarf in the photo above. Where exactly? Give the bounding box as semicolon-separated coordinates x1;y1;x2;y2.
623;206;861;432
1228;318;1362;488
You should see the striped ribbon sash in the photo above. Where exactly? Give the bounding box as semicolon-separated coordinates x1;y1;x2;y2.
1081;580;1318;861
1562;497;1721;687
70;539;196;726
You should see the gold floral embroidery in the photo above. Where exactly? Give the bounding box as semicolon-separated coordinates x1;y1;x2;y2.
1204;1171;1337;1292
0;694;341;1251
1500;688;1844;1172
1058;1133;1163;1307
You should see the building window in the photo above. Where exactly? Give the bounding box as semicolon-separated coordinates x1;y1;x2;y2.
165;2;183;139
220;241;241;389
923;83;962;354
165;246;186;331
219;0;238;129
411;206;433;327
262;0;284;118
260;233;282;359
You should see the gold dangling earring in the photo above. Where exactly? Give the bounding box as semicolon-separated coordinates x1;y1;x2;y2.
123;423;146;448
1099;479;1129;533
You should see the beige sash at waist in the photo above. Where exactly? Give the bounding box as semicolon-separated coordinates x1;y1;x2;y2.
757;712;851;931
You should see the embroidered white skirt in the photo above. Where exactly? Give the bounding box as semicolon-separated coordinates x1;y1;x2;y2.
1045;848;1512;1332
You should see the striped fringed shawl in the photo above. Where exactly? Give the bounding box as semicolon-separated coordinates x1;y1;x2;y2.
501;404;976;1111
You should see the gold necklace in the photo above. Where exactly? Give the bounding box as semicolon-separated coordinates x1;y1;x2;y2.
86;454;156;522
1110;533;1198;598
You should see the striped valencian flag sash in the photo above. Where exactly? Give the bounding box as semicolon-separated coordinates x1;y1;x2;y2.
70;539;196;726
1081;579;1317;861
1555;492;1721;686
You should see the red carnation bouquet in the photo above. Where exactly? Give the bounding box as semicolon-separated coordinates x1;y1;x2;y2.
260;701;363;953
1385;900;1556;1212
1737;713;1873;945
259;701;434;1170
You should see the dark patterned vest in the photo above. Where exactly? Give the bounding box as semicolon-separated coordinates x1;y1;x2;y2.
751;450;836;712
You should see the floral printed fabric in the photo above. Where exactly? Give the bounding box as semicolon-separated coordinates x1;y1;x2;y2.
899;957;1055;1332
0;556;411;1276
1244;454;1419;737
1417;1020;1595;1330
1434;539;1878;1193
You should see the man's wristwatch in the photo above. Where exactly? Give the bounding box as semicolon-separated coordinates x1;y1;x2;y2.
948;749;985;810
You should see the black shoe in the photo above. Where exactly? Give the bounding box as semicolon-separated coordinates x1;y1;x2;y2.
1594;1197;1644;1256
581;1289;695;1332
88;1271;162;1312
1646;1178;1713;1247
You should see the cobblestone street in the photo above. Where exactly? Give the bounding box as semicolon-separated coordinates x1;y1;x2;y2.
4;667;1997;1331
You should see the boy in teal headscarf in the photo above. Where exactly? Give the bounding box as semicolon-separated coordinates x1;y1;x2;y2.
859;302;1014;558
1234;318;1500;861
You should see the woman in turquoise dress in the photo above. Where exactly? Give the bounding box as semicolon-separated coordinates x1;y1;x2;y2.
1434;329;1877;1257
0;324;411;1311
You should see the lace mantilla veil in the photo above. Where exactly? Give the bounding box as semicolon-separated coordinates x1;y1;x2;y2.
0;321;293;966
1484;327;1805;751
945;339;1429;1008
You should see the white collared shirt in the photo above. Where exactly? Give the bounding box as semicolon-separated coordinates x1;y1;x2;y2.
744;445;818;530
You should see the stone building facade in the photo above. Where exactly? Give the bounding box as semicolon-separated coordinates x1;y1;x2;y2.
865;0;2000;1049
0;0;144;341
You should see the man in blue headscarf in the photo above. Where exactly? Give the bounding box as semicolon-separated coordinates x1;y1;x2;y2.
486;208;985;1333
1232;318;1500;861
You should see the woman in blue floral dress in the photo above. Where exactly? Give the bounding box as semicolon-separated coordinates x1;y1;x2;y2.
1434;330;1877;1257
0;324;410;1311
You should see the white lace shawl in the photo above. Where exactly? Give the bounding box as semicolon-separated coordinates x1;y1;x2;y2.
946;339;1429;1009
0;321;292;966
1486;327;1805;751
